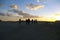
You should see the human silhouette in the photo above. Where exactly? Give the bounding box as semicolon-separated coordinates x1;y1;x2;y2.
0;20;2;22
19;19;21;23
26;19;28;24
35;19;37;23
34;19;37;24
26;18;30;24
31;19;34;24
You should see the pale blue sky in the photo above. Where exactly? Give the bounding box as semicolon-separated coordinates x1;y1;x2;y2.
0;0;60;17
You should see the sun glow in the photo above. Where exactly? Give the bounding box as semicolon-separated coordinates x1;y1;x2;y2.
30;17;56;22
37;18;56;22
53;13;60;20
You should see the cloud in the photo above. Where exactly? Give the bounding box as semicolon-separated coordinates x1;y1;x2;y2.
7;13;13;16
25;4;44;10
10;4;18;10
9;4;40;18
13;13;21;17
0;10;20;17
37;0;40;2
0;9;39;18
9;4;32;17
37;0;47;4
6;11;21;17
13;10;31;16
12;9;39;18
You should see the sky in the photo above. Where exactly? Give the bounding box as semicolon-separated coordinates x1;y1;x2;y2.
0;0;60;17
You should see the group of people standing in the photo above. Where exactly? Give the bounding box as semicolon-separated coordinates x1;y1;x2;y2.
19;19;37;24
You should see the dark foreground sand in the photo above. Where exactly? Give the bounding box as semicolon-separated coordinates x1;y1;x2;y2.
0;21;60;40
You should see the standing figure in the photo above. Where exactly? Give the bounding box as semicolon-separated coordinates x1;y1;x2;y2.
19;19;21;23
35;19;37;23
31;19;34;24
26;18;30;24
34;19;37;24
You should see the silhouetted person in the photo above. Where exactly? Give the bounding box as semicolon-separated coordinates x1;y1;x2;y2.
0;20;2;22
26;18;30;24
26;19;28;24
35;19;37;23
19;19;21;23
31;19;34;24
34;19;37;24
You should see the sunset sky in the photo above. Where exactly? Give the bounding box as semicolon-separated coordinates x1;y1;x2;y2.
0;0;60;18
